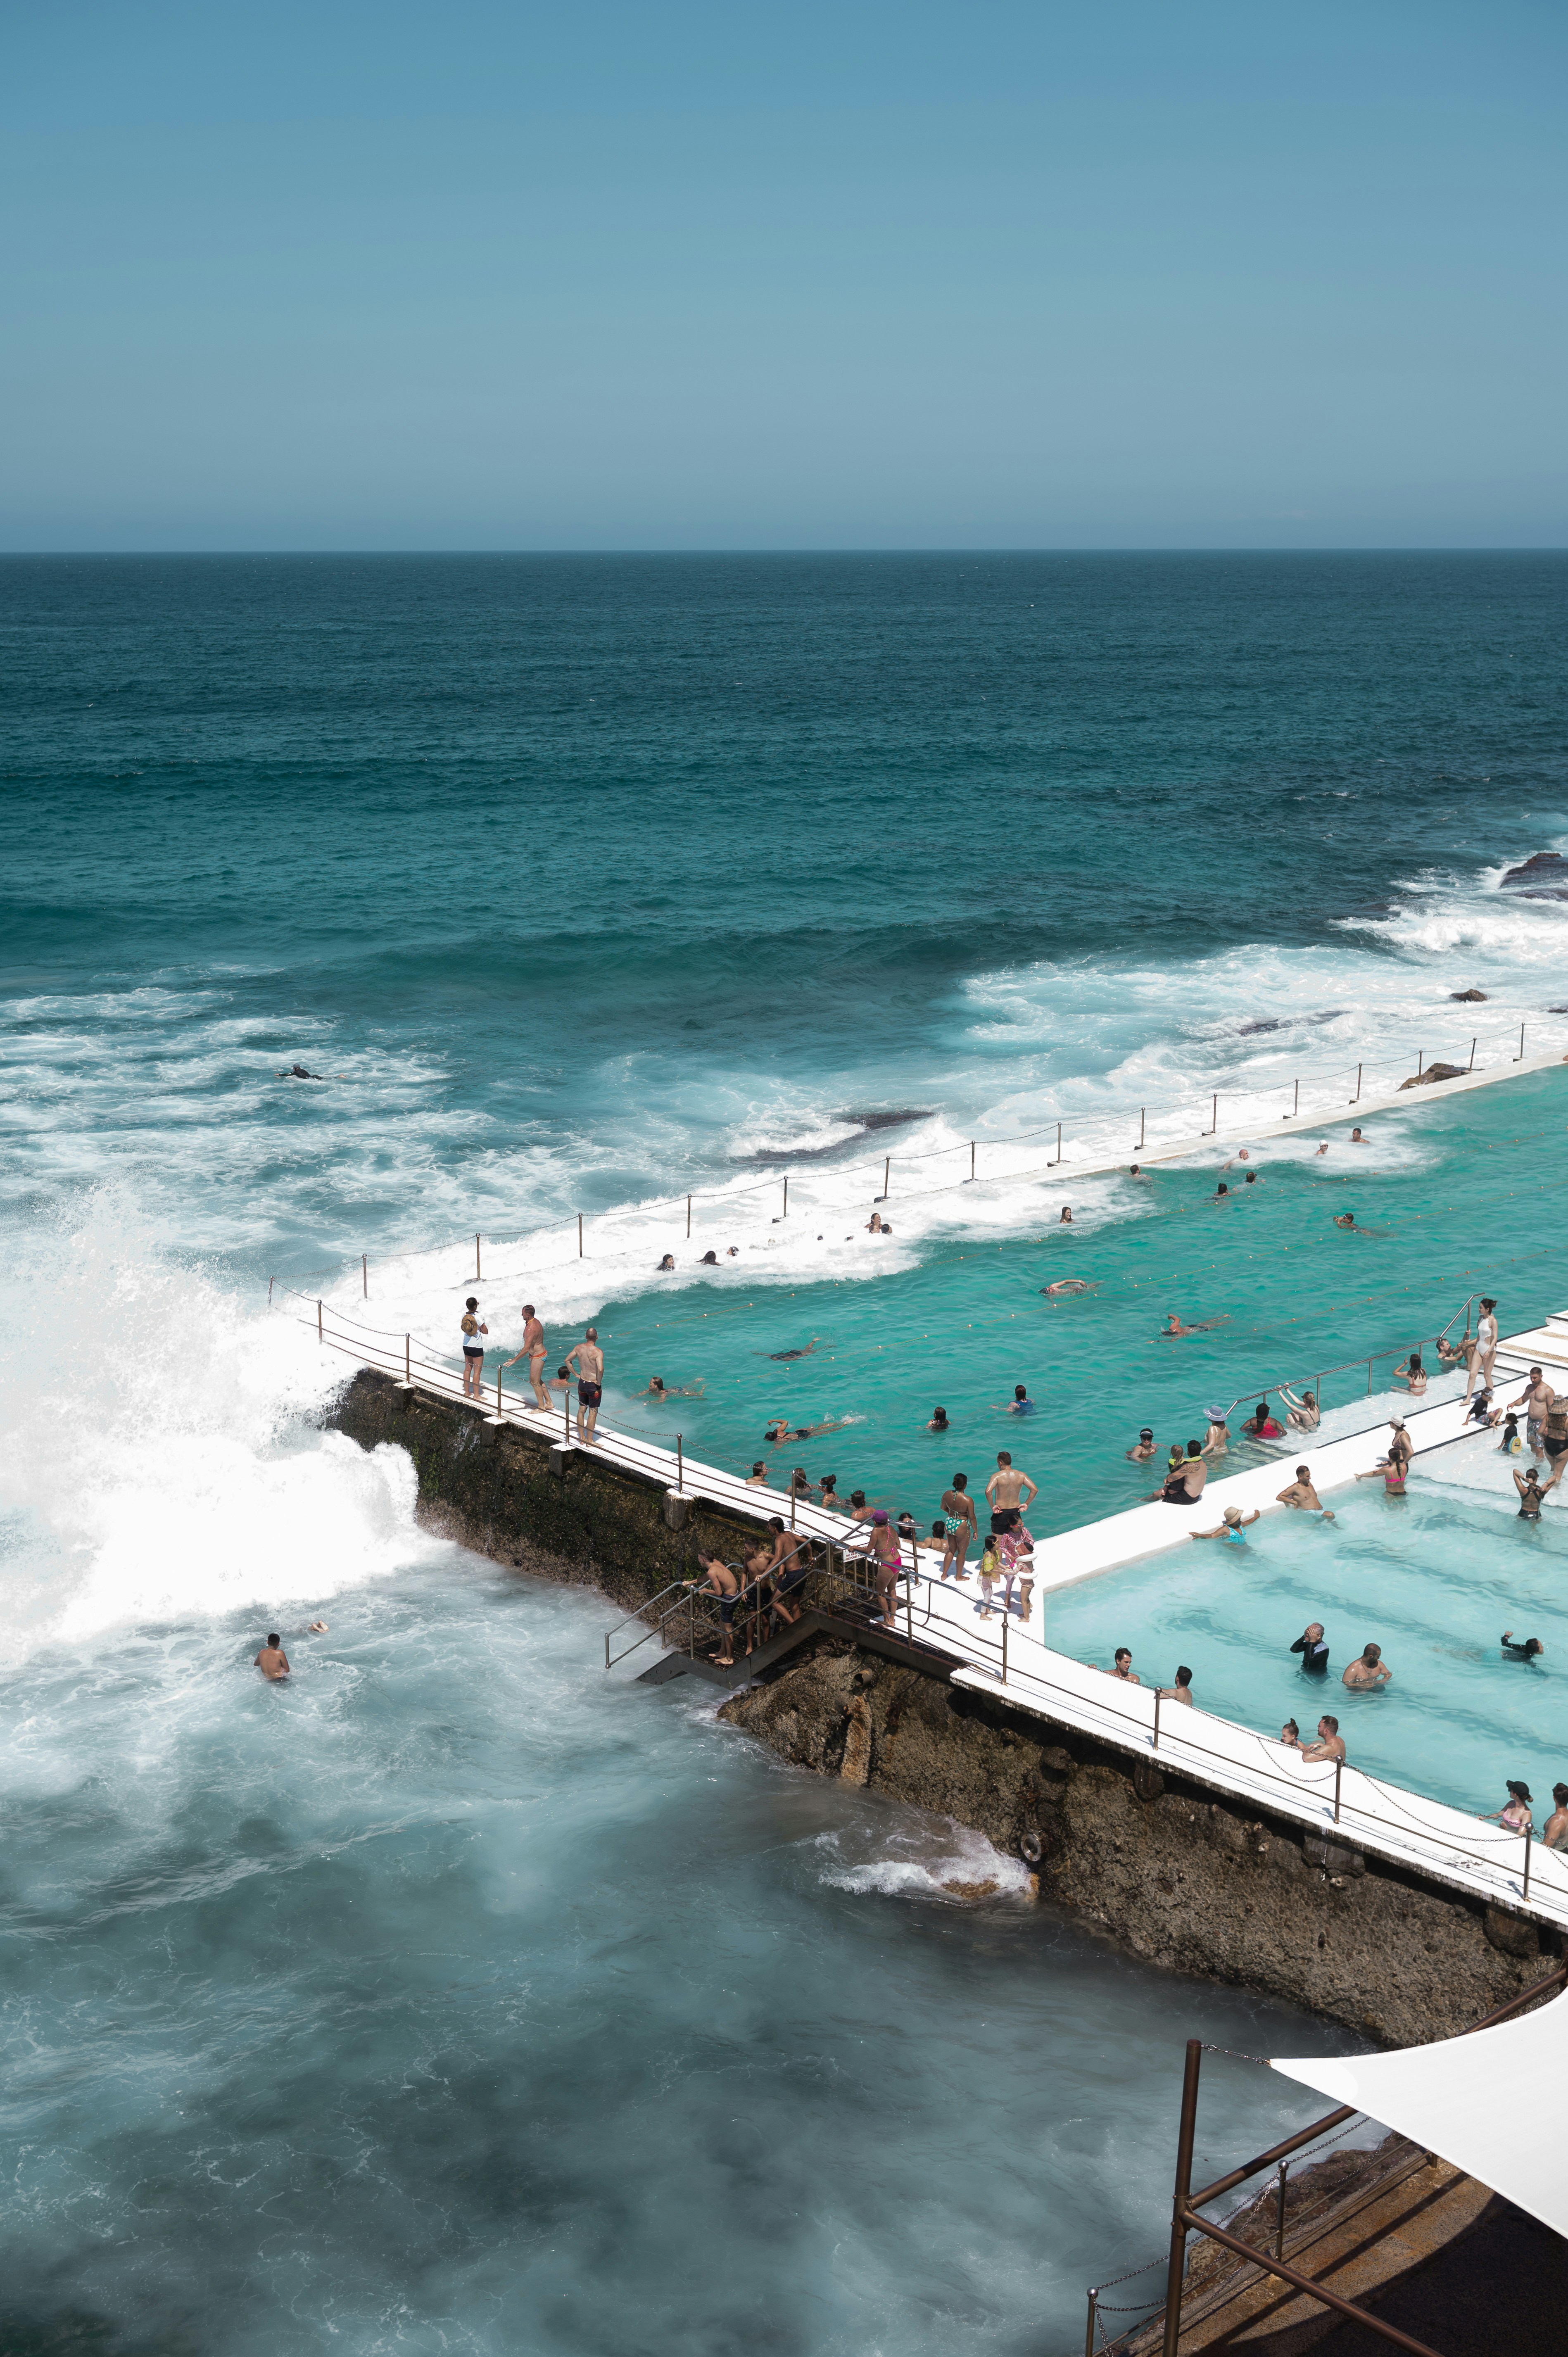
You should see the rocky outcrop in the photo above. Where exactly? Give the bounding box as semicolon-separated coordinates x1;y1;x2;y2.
1399;1062;1466;1088
719;1640;1560;2046
1500;851;1568;900
1449;988;1488;1001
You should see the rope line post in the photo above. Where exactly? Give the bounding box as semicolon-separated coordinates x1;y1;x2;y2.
1416;1050;1423;1078
883;1153;891;1197
1275;2161;1289;2262
970;1140;976;1179
1208;1093;1217;1135
496;1369;502;1416
268;1276;275;1304
1002;1612;1008;1685
1160;2041;1203;2357
1523;1822;1532;1900
577;1213;583;1258
1139;1107;1145;1150
1469;1037;1477;1072
677;1434;683;1494
1353;1062;1362;1102
1517;1021;1526;1061
1291;1078;1299;1118
362;1252;368;1299
317;1299;323;1343
782;1176;788;1219
405;1333;411;1383
1083;2288;1098;2357
475;1233;481;1281
1333;1758;1342;1825
1153;1689;1161;1751
687;1195;691;1238
563;1385;570;1445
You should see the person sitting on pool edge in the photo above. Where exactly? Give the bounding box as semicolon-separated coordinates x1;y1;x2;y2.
1151;1442;1207;1504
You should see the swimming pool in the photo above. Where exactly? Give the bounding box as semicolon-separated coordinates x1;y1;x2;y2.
1042;1428;1568;1822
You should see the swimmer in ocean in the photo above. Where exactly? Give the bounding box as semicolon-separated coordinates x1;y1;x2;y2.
767;1338;821;1361
641;1376;706;1400
1041;1276;1095;1297
254;1633;290;1679
1161;1312;1227;1336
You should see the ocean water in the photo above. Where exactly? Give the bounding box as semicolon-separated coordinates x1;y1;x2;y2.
5;553;1568;2353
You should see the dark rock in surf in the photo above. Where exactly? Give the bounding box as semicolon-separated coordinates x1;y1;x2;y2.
1499;851;1568;901
1399;1062;1467;1089
1449;989;1488;1002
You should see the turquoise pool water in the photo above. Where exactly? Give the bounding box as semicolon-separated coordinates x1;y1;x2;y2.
1043;1433;1568;1822
561;1068;1566;1533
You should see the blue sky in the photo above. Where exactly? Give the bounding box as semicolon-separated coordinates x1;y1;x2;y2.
2;0;1563;548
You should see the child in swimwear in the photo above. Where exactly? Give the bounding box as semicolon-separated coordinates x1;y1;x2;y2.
976;1538;1000;1619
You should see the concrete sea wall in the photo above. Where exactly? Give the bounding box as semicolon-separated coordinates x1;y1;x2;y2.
328;1369;1559;2046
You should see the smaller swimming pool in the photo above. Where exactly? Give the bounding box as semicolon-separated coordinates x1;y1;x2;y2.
1042;1428;1568;1822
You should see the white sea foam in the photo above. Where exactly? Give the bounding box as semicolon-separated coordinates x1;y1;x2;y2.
811;1818;1035;1903
0;1192;441;1659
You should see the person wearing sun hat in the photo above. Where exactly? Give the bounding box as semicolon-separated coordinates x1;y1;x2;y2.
1202;1408;1230;1460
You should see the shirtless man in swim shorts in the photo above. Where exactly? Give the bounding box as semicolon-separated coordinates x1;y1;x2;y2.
503;1304;550;1410
254;1633;290;1680
985;1452;1038;1538
1507;1367;1554;1461
939;1473;978;1580
1276;1466;1334;1519
688;1551;741;1667
564;1327;604;1442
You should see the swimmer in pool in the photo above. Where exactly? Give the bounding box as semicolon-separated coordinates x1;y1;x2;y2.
1042;1277;1095;1297
767;1339;821;1361
1161;1312;1228;1336
1276;1466;1335;1520
1500;1630;1545;1658
1190;1506;1259;1542
1126;1427;1157;1461
641;1376;706;1399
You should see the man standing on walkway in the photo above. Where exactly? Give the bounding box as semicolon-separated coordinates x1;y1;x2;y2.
986;1451;1038;1538
564;1326;604;1443
503;1304;551;1411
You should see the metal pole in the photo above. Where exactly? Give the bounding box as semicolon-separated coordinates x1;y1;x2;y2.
790;1480;796;1530
1209;1093;1216;1134
1160;2041;1203;2357
970;1140;976;1179
405;1333;410;1383
1083;2288;1098;2357
362;1252;368;1298
564;1385;570;1444
1292;1078;1299;1117
475;1233;481;1281
677;1435;683;1494
884;1153;891;1196
1139;1107;1145;1150
1353;1062;1362;1102
497;1369;501;1416
1002;1613;1008;1685
1469;1038;1476;1072
1276;2161;1289;2262
268;1275;275;1304
1523;1822;1532;1900
317;1299;323;1343
905;1545;914;1640
1333;1758;1342;1825
687;1195;691;1237
1416;1050;1423;1078
1153;1689;1161;1750
1366;1357;1373;1396
783;1176;788;1218
1518;1021;1526;1061
577;1213;583;1257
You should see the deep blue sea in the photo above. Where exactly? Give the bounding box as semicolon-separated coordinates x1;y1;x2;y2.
3;553;1567;2355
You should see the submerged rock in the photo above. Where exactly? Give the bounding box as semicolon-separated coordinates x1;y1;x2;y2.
1500;851;1568;900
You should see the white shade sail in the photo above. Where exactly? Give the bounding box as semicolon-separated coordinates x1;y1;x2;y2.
1271;1989;1568;2238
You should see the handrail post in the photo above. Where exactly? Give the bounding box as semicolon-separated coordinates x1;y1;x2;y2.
362;1252;368;1298
1160;2040;1202;2357
1139;1106;1145;1150
1208;1092;1216;1134
970;1139;976;1179
1153;1688;1161;1750
577;1212;583;1257
687;1193;691;1237
1523;1822;1532;1899
1353;1061;1362;1102
405;1332;411;1383
475;1232;481;1281
1275;2160;1289;2261
1002;1612;1008;1685
1055;1119;1062;1162
1469;1037;1476;1072
884;1153;891;1196
1517;1021;1525;1062
782;1176;788;1219
1333;1758;1342;1825
317;1298;323;1343
677;1434;684;1493
1083;2287;1098;2357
